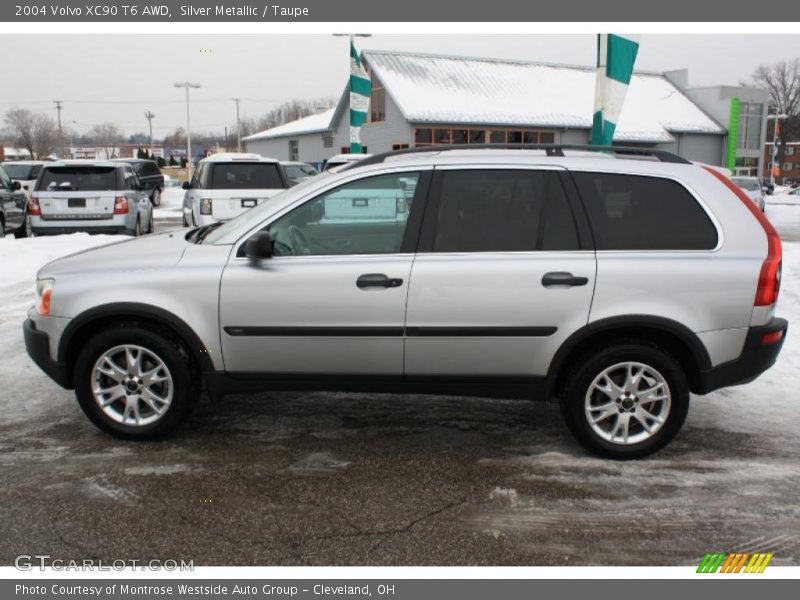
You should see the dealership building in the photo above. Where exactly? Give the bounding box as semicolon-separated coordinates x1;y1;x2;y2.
243;50;767;174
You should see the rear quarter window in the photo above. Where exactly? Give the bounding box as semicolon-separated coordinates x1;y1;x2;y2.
572;172;718;250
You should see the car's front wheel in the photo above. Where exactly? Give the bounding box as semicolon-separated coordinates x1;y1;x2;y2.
73;324;198;439
151;188;161;207
559;341;690;459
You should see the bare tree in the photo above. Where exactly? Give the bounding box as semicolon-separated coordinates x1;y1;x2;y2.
750;59;800;154
89;122;124;158
32;114;59;158
4;109;58;158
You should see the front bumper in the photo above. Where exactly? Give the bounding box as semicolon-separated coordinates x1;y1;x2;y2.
694;317;788;394
23;319;71;389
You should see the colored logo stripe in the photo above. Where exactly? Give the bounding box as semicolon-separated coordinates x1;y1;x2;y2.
697;552;773;573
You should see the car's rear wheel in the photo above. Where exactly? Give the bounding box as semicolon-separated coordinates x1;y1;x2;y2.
14;215;30;238
559;341;690;459
0;218;5;239
133;217;141;237
151;188;161;207
73;324;198;439
148;210;155;234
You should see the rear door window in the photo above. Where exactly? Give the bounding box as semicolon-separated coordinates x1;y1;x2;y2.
572;172;718;250
431;169;580;252
38;167;118;192
210;163;284;189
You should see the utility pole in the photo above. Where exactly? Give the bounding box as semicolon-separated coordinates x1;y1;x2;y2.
54;100;64;158
232;98;242;151
144;111;155;154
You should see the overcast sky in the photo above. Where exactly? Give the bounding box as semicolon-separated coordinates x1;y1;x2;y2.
5;34;799;138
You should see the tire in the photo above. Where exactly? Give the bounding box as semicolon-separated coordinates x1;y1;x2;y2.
0;217;5;239
133;217;141;237
148;210;155;234
559;340;690;460
151;188;161;207
14;214;30;238
73;323;199;439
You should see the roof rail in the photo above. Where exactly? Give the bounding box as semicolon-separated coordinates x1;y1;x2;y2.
342;143;691;170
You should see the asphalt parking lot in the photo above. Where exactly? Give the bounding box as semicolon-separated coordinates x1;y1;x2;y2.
1;202;799;567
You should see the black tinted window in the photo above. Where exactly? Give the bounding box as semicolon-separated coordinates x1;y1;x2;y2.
210;163;284;189
38;167;118;191
433;170;579;252
572;173;717;250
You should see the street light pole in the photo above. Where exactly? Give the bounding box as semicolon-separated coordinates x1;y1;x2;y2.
232;98;242;152
174;81;201;179
767;113;788;186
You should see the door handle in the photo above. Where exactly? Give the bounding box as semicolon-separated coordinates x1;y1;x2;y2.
542;272;589;287
356;273;404;289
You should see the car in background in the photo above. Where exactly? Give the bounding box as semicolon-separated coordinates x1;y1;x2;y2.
759;178;774;195
731;176;765;211
280;161;319;185
1;160;46;200
29;160;153;236
111;158;165;206
787;188;800;197
182;153;290;227
323;153;373;172
0;164;29;238
785;177;799;189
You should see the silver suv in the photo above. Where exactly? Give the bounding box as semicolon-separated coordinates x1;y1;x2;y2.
29;160;154;236
23;146;787;459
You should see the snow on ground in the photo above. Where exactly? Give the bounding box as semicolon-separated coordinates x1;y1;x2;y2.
153;186;184;221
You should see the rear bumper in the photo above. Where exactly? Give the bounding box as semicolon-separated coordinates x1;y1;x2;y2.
694;317;787;394
32;225;126;236
23;319;71;389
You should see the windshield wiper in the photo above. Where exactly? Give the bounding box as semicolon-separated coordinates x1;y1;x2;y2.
192;221;224;244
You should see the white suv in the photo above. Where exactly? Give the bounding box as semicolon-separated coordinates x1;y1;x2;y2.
182;153;290;227
24;146;787;459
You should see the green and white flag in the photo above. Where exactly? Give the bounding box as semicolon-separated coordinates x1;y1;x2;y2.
349;39;371;154
591;34;640;146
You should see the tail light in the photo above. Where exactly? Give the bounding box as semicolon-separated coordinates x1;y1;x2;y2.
703;167;782;306
28;195;41;216
114;196;129;214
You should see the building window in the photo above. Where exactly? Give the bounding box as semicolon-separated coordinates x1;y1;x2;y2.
784;162;794;171
340;146;368;154
369;70;386;123
288;140;299;161
414;127;557;147
737;103;763;151
392;143;409;151
786;147;795;156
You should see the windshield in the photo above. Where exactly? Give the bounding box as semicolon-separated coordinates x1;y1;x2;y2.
38;167;117;191
2;164;37;179
201;173;331;244
285;164;318;179
732;177;760;191
210;162;284;189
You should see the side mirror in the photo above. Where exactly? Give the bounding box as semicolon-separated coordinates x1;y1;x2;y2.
182;181;192;190
12;181;21;191
244;231;273;260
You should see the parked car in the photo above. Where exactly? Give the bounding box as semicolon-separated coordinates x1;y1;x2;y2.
323;153;373;172
23;146;786;459
110;158;165;206
280;161;319;185
759;178;774;195
0;165;29;238
787;188;800;197
1;160;45;200
785;177;799;189
182;153;290;227
29;160;154;236
731;176;766;211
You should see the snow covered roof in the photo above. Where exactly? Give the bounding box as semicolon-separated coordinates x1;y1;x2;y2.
242;108;336;142
363;51;726;143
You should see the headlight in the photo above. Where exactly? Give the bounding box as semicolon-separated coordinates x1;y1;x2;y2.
199;198;212;215
36;278;55;316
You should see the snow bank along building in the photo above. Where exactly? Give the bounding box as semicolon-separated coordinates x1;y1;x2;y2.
243;50;767;174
